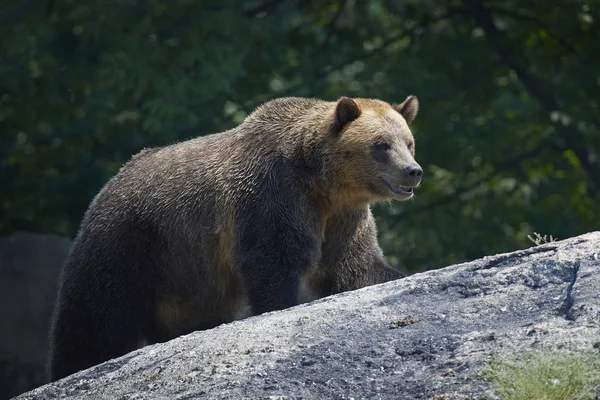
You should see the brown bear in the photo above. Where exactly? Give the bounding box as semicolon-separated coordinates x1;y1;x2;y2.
48;95;422;381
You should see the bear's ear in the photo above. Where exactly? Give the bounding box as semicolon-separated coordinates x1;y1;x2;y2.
333;97;361;134
393;95;419;124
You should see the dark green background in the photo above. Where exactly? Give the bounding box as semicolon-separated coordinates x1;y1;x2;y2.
2;0;599;272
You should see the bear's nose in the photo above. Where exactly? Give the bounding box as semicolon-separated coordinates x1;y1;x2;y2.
404;164;423;178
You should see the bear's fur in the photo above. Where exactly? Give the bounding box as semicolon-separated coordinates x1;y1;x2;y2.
48;95;422;381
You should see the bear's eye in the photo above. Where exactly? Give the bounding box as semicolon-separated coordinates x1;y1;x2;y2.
373;142;391;152
407;142;414;151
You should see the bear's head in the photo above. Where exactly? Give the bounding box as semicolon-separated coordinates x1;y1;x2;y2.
329;96;422;204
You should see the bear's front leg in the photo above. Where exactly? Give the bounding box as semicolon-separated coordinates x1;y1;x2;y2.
235;207;321;315
370;257;406;283
321;205;405;294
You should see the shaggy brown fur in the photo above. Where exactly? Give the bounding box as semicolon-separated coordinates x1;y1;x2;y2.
48;95;423;381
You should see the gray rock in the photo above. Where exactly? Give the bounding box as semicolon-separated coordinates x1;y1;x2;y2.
15;232;600;400
0;232;72;399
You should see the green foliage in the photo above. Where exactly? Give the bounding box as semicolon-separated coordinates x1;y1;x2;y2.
484;350;600;400
1;0;599;271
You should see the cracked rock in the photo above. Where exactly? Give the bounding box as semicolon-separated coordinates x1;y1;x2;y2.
16;232;600;400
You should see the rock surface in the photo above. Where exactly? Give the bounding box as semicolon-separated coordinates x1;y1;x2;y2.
0;232;72;399
15;232;600;400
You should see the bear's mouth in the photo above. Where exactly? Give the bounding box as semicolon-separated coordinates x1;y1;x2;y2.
382;179;415;198
395;185;414;194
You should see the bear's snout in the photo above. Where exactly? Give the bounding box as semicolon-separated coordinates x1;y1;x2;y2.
403;164;423;185
404;164;423;178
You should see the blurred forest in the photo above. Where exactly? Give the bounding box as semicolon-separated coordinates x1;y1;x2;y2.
1;0;599;272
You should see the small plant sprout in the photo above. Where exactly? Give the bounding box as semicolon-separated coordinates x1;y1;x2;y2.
527;232;558;246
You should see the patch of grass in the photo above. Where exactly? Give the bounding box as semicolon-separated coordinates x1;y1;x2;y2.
484;350;600;400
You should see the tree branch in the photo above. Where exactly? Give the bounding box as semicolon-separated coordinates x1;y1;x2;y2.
323;0;348;46
0;0;35;26
247;8;460;105
466;0;600;194
485;6;577;54
244;0;287;17
173;8;459;139
309;0;348;97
